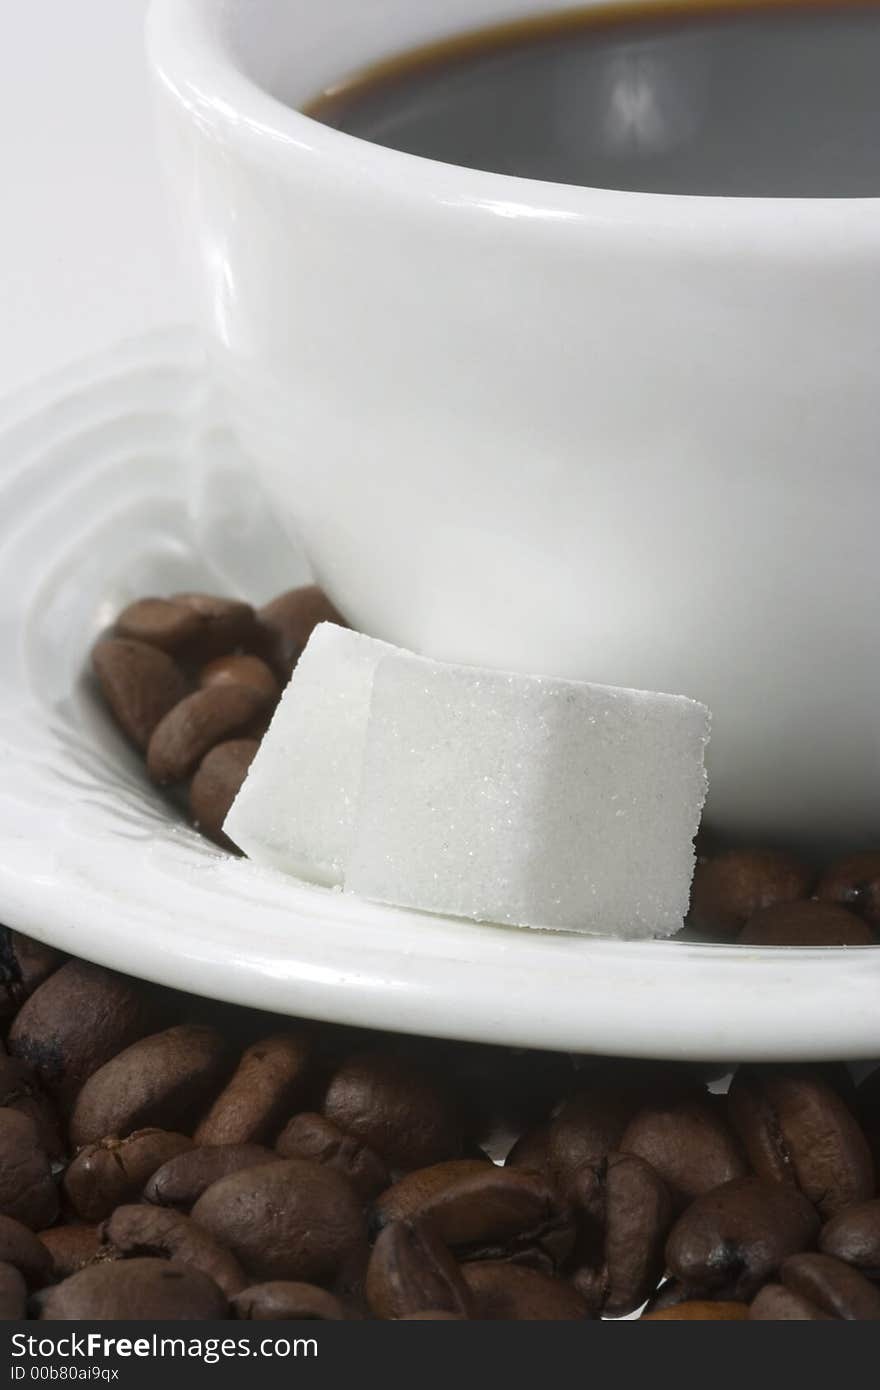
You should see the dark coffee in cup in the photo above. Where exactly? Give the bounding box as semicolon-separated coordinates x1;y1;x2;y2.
305;1;880;196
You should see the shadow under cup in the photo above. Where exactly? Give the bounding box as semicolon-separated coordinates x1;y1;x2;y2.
147;0;880;853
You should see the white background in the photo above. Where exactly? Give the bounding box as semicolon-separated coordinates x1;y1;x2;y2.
0;0;188;395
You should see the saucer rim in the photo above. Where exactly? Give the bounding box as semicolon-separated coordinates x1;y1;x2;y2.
0;326;877;1062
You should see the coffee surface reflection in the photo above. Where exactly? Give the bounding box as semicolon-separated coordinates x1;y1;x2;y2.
306;2;880;196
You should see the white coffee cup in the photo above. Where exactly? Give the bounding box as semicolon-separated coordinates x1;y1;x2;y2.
147;0;880;849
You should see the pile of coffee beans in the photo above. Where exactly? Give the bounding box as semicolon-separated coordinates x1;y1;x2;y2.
0;927;877;1320
74;581;880;1320
690;847;880;945
90;583;880;949
91;586;345;846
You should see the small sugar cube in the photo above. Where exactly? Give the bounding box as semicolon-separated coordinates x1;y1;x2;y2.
345;654;709;937
224;623;390;885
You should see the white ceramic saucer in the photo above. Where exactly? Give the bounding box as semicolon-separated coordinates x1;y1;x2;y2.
0;329;877;1062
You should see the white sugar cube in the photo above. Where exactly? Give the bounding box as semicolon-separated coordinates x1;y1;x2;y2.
224;624;391;885
226;625;710;938
346;654;709;937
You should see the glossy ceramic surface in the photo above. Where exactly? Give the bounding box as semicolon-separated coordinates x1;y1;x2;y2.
147;0;880;851
0;330;878;1061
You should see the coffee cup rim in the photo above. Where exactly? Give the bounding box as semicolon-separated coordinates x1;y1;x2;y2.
148;0;880;246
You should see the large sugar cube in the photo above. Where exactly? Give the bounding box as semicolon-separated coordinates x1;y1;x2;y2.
224;624;390;885
226;625;710;938
345;654;709;937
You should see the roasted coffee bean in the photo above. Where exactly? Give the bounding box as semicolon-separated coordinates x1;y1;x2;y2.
194;1033;312;1146
114;599;205;655
36;1257;227;1320
689;849;812;938
100;1204;246;1298
191;1159;366;1288
257;587;346;677
643;1301;750;1320
147;685;271;785
0;1262;26;1320
820;1199;880;1279
170;594;259;661
728;1066;874;1219
144;1143;280;1210
398;1310;466;1320
0;1109;58;1229
38;1225;103;1281
117;595;258;664
232;1282;348;1320
0;929;63;1020
9;933;63;993
92;638;189;750
0;1213;53;1288
62;1129;193;1222
505;1123;553;1176
366;1220;471;1320
769;1252;880;1321
8;960;160;1106
275;1113;390;1200
738;900;875;947
666;1176;819;1301
322;1051;463;1171
620;1092;747;1211
374;1160;572;1267
817;851;880;927
200;655;280;701
547;1068;666;1194
189;740;260;846
69;1025;230;1147
462;1262;593;1320
569;1153;672;1318
749;1285;831;1319
0;1055;64;1158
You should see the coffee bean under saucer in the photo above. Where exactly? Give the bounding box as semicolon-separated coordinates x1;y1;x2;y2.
0;329;877;1062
